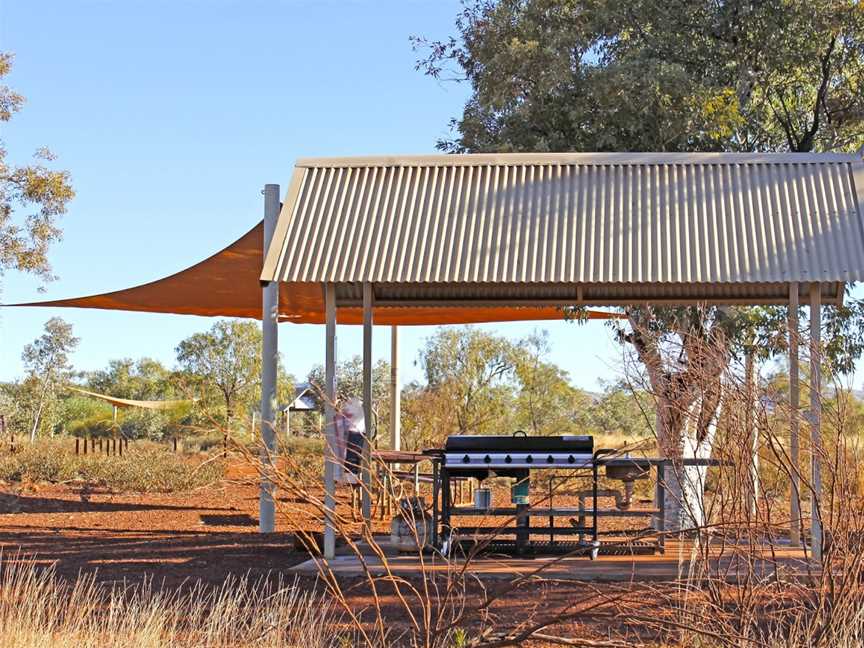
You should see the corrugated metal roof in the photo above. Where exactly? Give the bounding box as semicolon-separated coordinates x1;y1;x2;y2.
262;152;864;305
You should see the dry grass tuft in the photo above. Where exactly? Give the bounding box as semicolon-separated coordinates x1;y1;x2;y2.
0;557;347;648
0;439;222;492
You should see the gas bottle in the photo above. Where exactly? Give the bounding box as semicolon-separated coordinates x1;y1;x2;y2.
390;496;433;552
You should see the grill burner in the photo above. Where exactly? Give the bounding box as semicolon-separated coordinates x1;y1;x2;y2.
445;434;593;452
444;435;593;472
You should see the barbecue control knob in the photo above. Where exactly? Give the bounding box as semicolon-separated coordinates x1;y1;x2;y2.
483;454;491;463
525;455;533;464
568;455;576;464
547;455;555;464
504;455;512;464
462;455;471;464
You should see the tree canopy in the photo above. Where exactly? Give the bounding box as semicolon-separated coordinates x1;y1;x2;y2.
20;317;79;440
415;0;864;154
0;53;74;284
401;327;653;449
175;320;264;426
415;0;864;416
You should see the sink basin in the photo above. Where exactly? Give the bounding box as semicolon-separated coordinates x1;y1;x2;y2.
605;459;650;482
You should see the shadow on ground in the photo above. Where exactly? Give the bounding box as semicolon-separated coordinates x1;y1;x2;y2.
0;526;300;585
0;493;229;514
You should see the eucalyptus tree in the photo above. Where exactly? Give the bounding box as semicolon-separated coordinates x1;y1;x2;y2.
21;317;79;440
415;0;864;528
511;330;594;436
86;357;177;401
175;320;262;428
419;327;519;436
0;53;74;284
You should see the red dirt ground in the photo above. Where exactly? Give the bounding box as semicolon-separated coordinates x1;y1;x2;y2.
0;479;304;586
0;471;664;646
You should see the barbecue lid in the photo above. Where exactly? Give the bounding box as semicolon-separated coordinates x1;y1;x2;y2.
444;433;593;453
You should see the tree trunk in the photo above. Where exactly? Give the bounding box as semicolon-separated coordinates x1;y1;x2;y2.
30;380;49;443
29;406;42;443
224;395;233;429
658;392;720;532
625;309;730;534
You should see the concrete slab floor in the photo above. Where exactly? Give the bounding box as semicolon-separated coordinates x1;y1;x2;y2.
289;539;812;583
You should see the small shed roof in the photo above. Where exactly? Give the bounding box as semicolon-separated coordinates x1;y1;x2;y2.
280;382;318;412
262;152;864;305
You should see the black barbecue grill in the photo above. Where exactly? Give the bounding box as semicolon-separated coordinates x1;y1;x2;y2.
429;432;610;558
421;433;726;558
443;433;594;474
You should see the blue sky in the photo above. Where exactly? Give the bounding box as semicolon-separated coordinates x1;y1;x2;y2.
0;0;624;390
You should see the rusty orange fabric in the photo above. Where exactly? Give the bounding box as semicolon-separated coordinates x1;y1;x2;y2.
9;221;619;325
68;387;196;410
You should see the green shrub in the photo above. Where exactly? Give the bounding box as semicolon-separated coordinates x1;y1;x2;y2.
279;436;325;474
65;408;194;442
0;439;222;492
0;445;77;483
180;430;227;453
66;416;115;437
57;395;111;425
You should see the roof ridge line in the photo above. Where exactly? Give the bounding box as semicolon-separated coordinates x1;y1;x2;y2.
295;152;860;168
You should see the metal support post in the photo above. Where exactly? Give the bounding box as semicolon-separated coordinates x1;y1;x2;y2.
789;283;801;547
323;284;338;559
390;326;401;452
361;283;374;524
259;183;280;533
810;283;823;561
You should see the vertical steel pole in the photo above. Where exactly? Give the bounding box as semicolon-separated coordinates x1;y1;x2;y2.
324;284;338;559
259;183;280;533
361;283;374;524
809;283;822;561
745;351;759;518
789;283;801;547
390;326;401;452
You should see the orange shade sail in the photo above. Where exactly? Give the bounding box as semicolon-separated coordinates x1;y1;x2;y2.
8;221;619;325
68;386;197;410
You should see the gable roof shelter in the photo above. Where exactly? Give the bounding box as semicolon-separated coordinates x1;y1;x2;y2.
259;152;864;560
264;152;864;305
